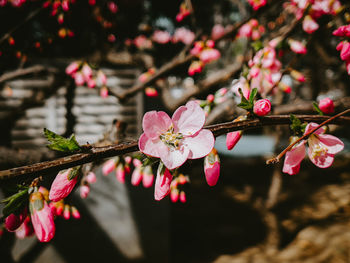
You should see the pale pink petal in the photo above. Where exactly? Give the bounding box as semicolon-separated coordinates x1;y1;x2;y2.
304;122;325;135
142;111;171;139
317;134;344;154
308;146;334;168
159;146;189;170
131;168;142;186
282;141;306;175
154;165;173;201
183;129;215;159
138;133;163;158
172;101;205;136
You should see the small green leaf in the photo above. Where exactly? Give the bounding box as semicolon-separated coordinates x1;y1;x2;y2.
251;41;263;51
249;88;258;104
67;166;81;180
2;190;28;218
44;128;81;152
312;102;324;116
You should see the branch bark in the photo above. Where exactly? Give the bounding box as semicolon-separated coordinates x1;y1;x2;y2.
0;114;349;181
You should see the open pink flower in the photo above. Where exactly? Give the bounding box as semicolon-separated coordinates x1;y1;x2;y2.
29;192;55;242
139;101;215;170
283;123;344;175
49;168;78;202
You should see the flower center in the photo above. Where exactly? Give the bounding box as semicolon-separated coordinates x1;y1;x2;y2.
159;127;183;149
309;135;328;158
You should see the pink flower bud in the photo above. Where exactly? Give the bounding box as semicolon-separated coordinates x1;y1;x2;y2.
288;39;307;54
179;191;187;203
340;41;350;61
74;72;85;86
133;158;142;167
102;159;116;175
97;71;107;85
86;171;97;184
66;62;79;75
62;0;69;11
142;166;154;188
170;189;179;202
108;34;116;42
80;185;90;199
29;192;55;242
49;168;78;202
82;64;92;79
131;167;143;186
116;163;125;183
5;207;28;232
63;205;70;220
303;15;319;34
124;163;131;174
204;148;220;186
290;70;305;82
318;98;334;114
49;202;57;215
124;156;132;164
145;87;158;97
108;1;118;13
206;40;215;48
154;164;172;201
333;25;350;37
206;94;215;103
199;48;221;64
253;99;271;116
71;206;81;219
226;131;242;150
211;24;225;40
87;79;96;88
89;0;95;5
56;202;64;216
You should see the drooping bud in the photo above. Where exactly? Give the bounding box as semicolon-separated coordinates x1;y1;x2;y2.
290;70;305;82
170;188;179;203
115;163;125;183
63;205;70;220
204;148;220;187
131;167;143;186
154;163;172;201
65;61;79;75
71;206;81;219
102;158;117;175
49;168;79;202
145;87;158;97
142;165;154;188
29;192;55;242
318;97;334;114
5;207;28;232
86;171;97;184
253;99;271;116
226;115;246;150
179;191;187;203
56;201;64;216
80;185;90;199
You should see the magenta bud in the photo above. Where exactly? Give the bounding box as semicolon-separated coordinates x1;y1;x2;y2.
204;148;220;187
319;97;334;114
49;168;78;202
116;163;125;183
179;191;187;203
131;167;142;186
5;207;28;232
253;99;271;116
226;131;242;150
170;189;179;203
71;206;81;219
63;205;70;220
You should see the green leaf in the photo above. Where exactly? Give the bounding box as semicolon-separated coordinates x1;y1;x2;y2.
251;41;263;51
2;190;28;218
249;88;258;104
44;128;81;152
67;166;81;180
312;102;324;116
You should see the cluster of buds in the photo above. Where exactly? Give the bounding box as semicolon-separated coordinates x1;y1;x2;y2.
247;0;267;11
131;159;155;188
189;40;221;75
170;174;189;203
237;19;265;40
197;88;228;116
139;68;159;97
102;156;132;183
58;28;74;38
172;27;196;45
285;0;342;34
333;24;350;75
176;1;191;22
43;0;74;25
65;61;108;97
49;200;81;220
0;0;26;7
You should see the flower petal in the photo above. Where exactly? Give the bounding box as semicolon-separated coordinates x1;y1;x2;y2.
318;134;344;154
183;129;215;159
304;122;325;135
282;141;306;175
308;146;334;168
138;133;163;158
159;146;189;170
172;101;205;136
142;111;171;139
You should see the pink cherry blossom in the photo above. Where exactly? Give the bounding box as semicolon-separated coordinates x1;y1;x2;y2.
49;168;78;202
139;101;215;170
66;61;79;75
283;123;344;175
211;24;225;40
154;164;173;201
29;192;55;242
253;99;271;116
199;48;221;64
288;39;307;54
80;185;90;199
173;27;195;45
204;148;220;186
318;98;334;114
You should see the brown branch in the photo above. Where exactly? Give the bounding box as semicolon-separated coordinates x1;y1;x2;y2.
0;65;57;84
1;114;350;181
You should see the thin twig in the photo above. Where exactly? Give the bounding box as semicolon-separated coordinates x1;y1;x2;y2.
1;114;350;181
266;109;350;164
